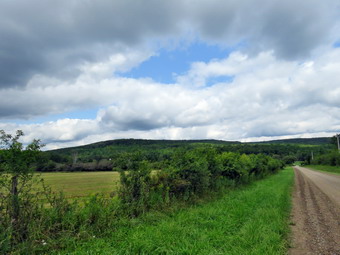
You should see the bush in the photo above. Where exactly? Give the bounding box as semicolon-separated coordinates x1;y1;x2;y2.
117;148;284;218
171;149;210;196
312;151;340;166
118;161;152;216
218;152;247;181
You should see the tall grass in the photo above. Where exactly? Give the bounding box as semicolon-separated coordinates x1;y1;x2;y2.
57;167;294;255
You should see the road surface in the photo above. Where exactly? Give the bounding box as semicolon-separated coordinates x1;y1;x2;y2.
290;166;340;255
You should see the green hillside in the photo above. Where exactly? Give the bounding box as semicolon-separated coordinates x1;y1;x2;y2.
50;137;332;154
50;139;240;153
38;137;332;172
254;137;331;145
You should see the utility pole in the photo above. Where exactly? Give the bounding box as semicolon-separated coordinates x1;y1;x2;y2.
337;134;340;153
311;151;314;161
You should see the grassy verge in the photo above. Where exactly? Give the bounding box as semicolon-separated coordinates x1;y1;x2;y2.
56;167;294;255
39;171;120;198
304;165;340;175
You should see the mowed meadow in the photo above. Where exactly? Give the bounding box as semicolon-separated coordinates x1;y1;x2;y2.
40;171;120;198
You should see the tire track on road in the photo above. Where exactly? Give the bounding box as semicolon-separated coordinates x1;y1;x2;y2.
290;167;340;255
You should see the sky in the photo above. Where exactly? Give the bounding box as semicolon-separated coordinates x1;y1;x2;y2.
1;0;340;150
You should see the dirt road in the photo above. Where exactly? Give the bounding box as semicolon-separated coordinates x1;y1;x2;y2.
290;166;340;255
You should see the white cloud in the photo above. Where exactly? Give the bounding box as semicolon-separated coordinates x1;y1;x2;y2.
1;46;340;148
79;50;154;80
0;0;339;89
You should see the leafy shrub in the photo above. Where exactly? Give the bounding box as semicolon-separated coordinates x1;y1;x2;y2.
118;161;152;216
312;150;340;166
171;149;210;196
117;147;284;218
218;152;247;181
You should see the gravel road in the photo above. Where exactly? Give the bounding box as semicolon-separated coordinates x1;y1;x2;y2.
290;166;340;255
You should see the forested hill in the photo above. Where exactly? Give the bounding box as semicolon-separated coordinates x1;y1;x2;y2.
253;137;332;146
50;139;241;153
49;137;331;153
38;137;333;172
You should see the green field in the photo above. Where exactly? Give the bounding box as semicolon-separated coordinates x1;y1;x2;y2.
305;165;340;175
40;171;120;198
56;167;294;255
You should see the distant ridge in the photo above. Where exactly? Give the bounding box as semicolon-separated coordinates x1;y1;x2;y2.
49;137;332;152
49;139;241;152
252;137;331;145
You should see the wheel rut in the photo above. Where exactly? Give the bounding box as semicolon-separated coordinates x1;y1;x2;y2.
290;166;340;255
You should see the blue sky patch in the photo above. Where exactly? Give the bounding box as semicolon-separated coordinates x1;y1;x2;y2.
123;42;234;84
333;42;340;48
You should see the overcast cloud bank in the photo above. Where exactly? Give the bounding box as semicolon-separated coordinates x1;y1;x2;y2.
0;0;339;148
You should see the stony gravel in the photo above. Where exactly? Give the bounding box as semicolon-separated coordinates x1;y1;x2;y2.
289;166;340;255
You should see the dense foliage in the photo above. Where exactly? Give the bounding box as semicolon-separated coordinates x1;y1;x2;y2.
256;137;331;145
311;150;340;166
308;135;340;167
118;147;284;216
35;138;331;172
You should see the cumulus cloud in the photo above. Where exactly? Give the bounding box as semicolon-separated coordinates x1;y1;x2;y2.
0;0;183;88
189;0;338;58
1;47;340;148
0;0;339;88
1;0;340;147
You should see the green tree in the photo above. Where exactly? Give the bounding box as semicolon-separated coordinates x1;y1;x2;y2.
0;130;42;245
330;134;340;151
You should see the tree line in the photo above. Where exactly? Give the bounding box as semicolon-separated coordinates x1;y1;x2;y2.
34;140;327;172
307;135;340;166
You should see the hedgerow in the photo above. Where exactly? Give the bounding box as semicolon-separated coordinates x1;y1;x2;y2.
118;147;284;217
